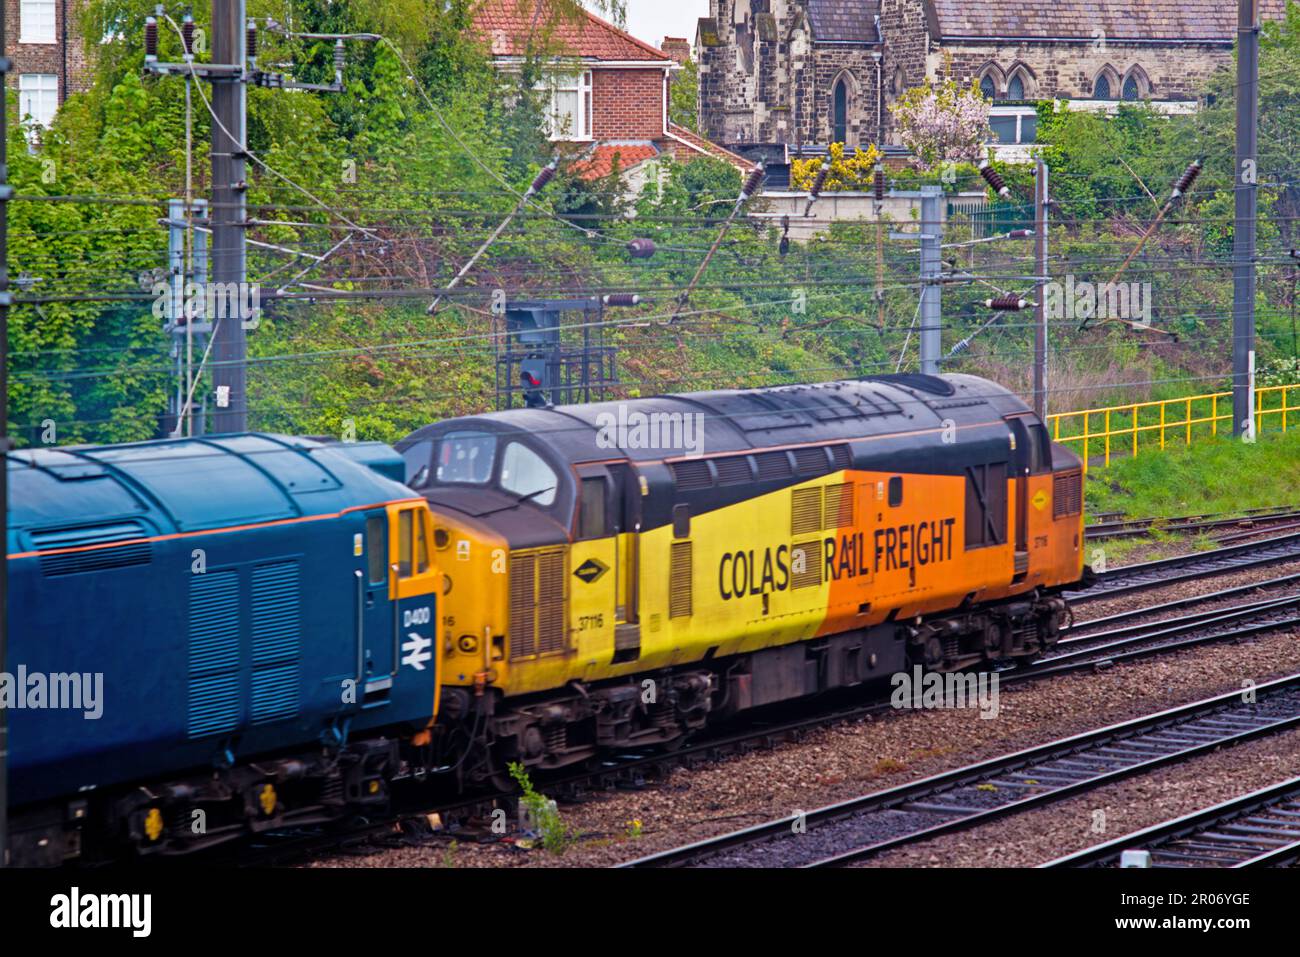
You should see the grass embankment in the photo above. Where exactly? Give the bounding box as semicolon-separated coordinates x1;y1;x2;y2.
1083;429;1300;564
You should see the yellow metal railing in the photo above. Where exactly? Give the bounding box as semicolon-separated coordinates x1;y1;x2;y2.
1046;384;1300;476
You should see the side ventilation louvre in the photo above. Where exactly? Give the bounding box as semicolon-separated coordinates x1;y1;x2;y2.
793;446;830;475
509;553;537;659
790;540;823;589
1053;471;1083;517
537;550;567;654
828;444;852;469
670;459;713;491
824;482;854;528
714;455;753;486
791;487;823;536
188;570;241;738
36;522;151;577
669;541;693;619
510;548;568;659
250;561;301;724
754;450;793;481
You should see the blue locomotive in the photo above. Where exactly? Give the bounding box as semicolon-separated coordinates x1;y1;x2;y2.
5;433;443;865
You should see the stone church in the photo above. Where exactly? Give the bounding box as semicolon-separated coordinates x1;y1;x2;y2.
697;0;1288;152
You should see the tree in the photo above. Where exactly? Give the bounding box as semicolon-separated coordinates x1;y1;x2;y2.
669;57;699;132
890;76;991;170
790;142;883;192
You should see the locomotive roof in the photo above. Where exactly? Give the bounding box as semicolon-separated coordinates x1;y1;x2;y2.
6;433;415;541
402;373;1034;464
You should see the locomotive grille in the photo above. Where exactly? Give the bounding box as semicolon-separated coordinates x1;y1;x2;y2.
793;446;829;475
824;482;854;527
510;548;568;659
791;487;823;535
250;561;301;724
790;541;822;589
188;570;242;738
536;550;566;655
670;459;712;491
509;553;537;659
35;522;152;577
754;450;793;481
669;541;693;618
713;455;753;486
1053;471;1083;517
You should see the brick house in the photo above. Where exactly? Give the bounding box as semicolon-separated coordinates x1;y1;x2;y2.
697;0;1288;158
5;0;93;129
472;0;753;192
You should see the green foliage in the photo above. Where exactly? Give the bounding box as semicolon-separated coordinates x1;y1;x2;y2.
1084;430;1300;521
669;58;699;132
789;142;883;192
507;761;575;854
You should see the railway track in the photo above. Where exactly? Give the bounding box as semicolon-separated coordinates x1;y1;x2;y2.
1027;590;1300;676
221;536;1300;866
1073;529;1300;602
621;674;1300;868
1044;776;1300;868
1086;506;1300;542
1081;504;1300;540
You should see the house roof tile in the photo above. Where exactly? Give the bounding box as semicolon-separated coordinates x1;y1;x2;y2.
571;143;661;180
473;0;674;61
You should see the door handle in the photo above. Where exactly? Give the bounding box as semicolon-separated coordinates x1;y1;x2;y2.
354;570;364;685
390;563;401;678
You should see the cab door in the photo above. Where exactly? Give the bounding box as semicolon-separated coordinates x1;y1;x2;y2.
1006;416;1034;580
571;466;620;667
388;504;441;686
358;510;394;706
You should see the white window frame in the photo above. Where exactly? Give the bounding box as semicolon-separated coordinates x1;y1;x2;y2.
20;0;57;45
537;69;593;142
987;105;1037;146
18;74;60;129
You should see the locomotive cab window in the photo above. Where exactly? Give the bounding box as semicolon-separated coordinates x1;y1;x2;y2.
397;510;414;577
579;477;608;539
401;440;433;487
389;505;437;599
1030;424;1052;472
888;476;903;507
435;431;496;485
500;442;557;507
366;515;386;584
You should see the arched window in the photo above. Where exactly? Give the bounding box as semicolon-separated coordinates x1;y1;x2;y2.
1122;75;1139;101
1093;74;1111;99
1007;74;1025;100
980;74;997;100
832;78;848;144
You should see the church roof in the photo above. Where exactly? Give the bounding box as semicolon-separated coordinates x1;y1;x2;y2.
807;0;881;43
927;0;1290;42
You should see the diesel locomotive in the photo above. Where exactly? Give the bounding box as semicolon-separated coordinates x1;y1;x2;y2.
4;373;1087;862
5;434;444;864
399;373;1087;787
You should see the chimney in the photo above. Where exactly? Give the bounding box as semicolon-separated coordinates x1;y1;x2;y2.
661;37;692;65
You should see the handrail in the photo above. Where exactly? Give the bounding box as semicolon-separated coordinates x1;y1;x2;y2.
1046;384;1300;476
